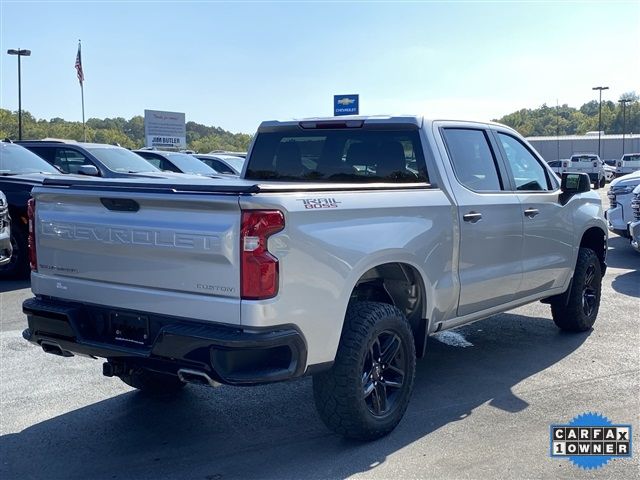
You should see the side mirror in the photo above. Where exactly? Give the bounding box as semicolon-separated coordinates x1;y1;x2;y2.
561;172;591;194
78;165;99;176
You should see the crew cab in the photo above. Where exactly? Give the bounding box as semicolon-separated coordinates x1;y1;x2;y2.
22;116;607;440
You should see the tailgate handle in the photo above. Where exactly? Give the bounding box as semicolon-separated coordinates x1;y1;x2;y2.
100;198;140;212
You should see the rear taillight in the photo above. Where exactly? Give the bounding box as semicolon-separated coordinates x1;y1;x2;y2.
240;210;284;300
27;198;37;271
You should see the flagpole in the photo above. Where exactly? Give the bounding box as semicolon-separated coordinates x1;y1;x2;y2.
81;80;86;142
78;39;86;142
76;40;87;142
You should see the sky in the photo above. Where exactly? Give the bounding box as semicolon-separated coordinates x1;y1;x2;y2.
1;1;639;134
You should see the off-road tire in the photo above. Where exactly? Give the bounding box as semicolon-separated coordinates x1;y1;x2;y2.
313;301;416;440
551;248;602;332
599;177;606;188
119;368;186;394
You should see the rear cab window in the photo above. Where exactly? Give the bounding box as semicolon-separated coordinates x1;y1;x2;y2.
440;128;504;191
246;127;429;183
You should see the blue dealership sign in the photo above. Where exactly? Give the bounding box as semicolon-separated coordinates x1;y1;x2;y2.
334;94;359;116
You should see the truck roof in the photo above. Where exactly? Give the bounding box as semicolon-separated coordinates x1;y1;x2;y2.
258;115;510;131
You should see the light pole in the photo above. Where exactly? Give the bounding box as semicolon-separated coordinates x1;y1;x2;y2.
7;48;31;140
592;86;609;158
619;98;631;157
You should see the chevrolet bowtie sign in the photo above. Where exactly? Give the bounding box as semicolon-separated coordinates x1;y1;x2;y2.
334;94;359;116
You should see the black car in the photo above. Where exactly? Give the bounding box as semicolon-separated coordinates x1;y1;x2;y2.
194;154;245;175
0;142;68;278
134;150;219;176
18;140;164;177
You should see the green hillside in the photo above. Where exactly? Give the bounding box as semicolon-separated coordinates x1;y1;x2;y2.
0;109;252;152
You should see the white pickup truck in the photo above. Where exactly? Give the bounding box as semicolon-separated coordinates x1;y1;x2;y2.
615;153;640;177
23;116;607;439
567;154;606;189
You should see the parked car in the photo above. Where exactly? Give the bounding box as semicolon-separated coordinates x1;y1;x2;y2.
23;116;606;440
629;185;640;252
615;153;640;177
134;150;220;176
18;140;164;177
194;153;245;175
0;190;12;267
0;142;66;277
605;170;640;237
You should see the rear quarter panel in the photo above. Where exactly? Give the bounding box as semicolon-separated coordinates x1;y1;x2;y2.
239;188;456;366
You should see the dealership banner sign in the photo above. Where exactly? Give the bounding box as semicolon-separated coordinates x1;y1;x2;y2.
144;110;186;148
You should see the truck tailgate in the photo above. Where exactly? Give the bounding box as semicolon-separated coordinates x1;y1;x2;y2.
31;186;242;324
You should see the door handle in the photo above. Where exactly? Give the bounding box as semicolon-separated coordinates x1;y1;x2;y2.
524;208;540;218
463;211;483;223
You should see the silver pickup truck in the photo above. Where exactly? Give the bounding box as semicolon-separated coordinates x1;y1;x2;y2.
23;116;607;440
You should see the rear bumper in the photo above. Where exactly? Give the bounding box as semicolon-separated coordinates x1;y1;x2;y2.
22;297;307;385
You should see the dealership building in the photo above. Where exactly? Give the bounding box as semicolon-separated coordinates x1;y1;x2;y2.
527;134;640;162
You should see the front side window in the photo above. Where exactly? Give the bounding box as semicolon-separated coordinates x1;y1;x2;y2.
441;128;502;191
246;128;428;183
498;133;550;191
55;148;94;174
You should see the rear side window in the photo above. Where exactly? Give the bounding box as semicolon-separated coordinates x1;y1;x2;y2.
246;129;428;183
441;128;502;191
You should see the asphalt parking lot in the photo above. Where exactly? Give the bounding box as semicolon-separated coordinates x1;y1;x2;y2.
1;190;638;480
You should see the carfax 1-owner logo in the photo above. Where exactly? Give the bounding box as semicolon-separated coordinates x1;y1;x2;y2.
550;412;633;469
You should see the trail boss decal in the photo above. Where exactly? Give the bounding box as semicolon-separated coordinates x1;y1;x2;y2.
298;198;341;209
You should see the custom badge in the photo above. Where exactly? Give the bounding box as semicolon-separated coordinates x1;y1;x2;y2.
550;412;632;470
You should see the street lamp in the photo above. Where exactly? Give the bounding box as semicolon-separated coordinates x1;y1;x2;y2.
619;98;632;157
7;48;32;141
592;86;609;158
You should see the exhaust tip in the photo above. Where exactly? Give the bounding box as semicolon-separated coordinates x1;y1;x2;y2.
177;368;220;387
41;341;74;357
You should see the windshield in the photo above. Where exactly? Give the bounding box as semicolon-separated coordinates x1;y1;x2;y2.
246;128;428;182
164;152;217;174
86;147;161;173
572;155;597;162
623;154;640;162
0;143;60;175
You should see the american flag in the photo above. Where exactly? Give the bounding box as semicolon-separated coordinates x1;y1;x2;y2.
75;42;84;84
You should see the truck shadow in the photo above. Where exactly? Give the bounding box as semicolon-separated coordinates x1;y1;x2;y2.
0;279;30;293
0;312;590;480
